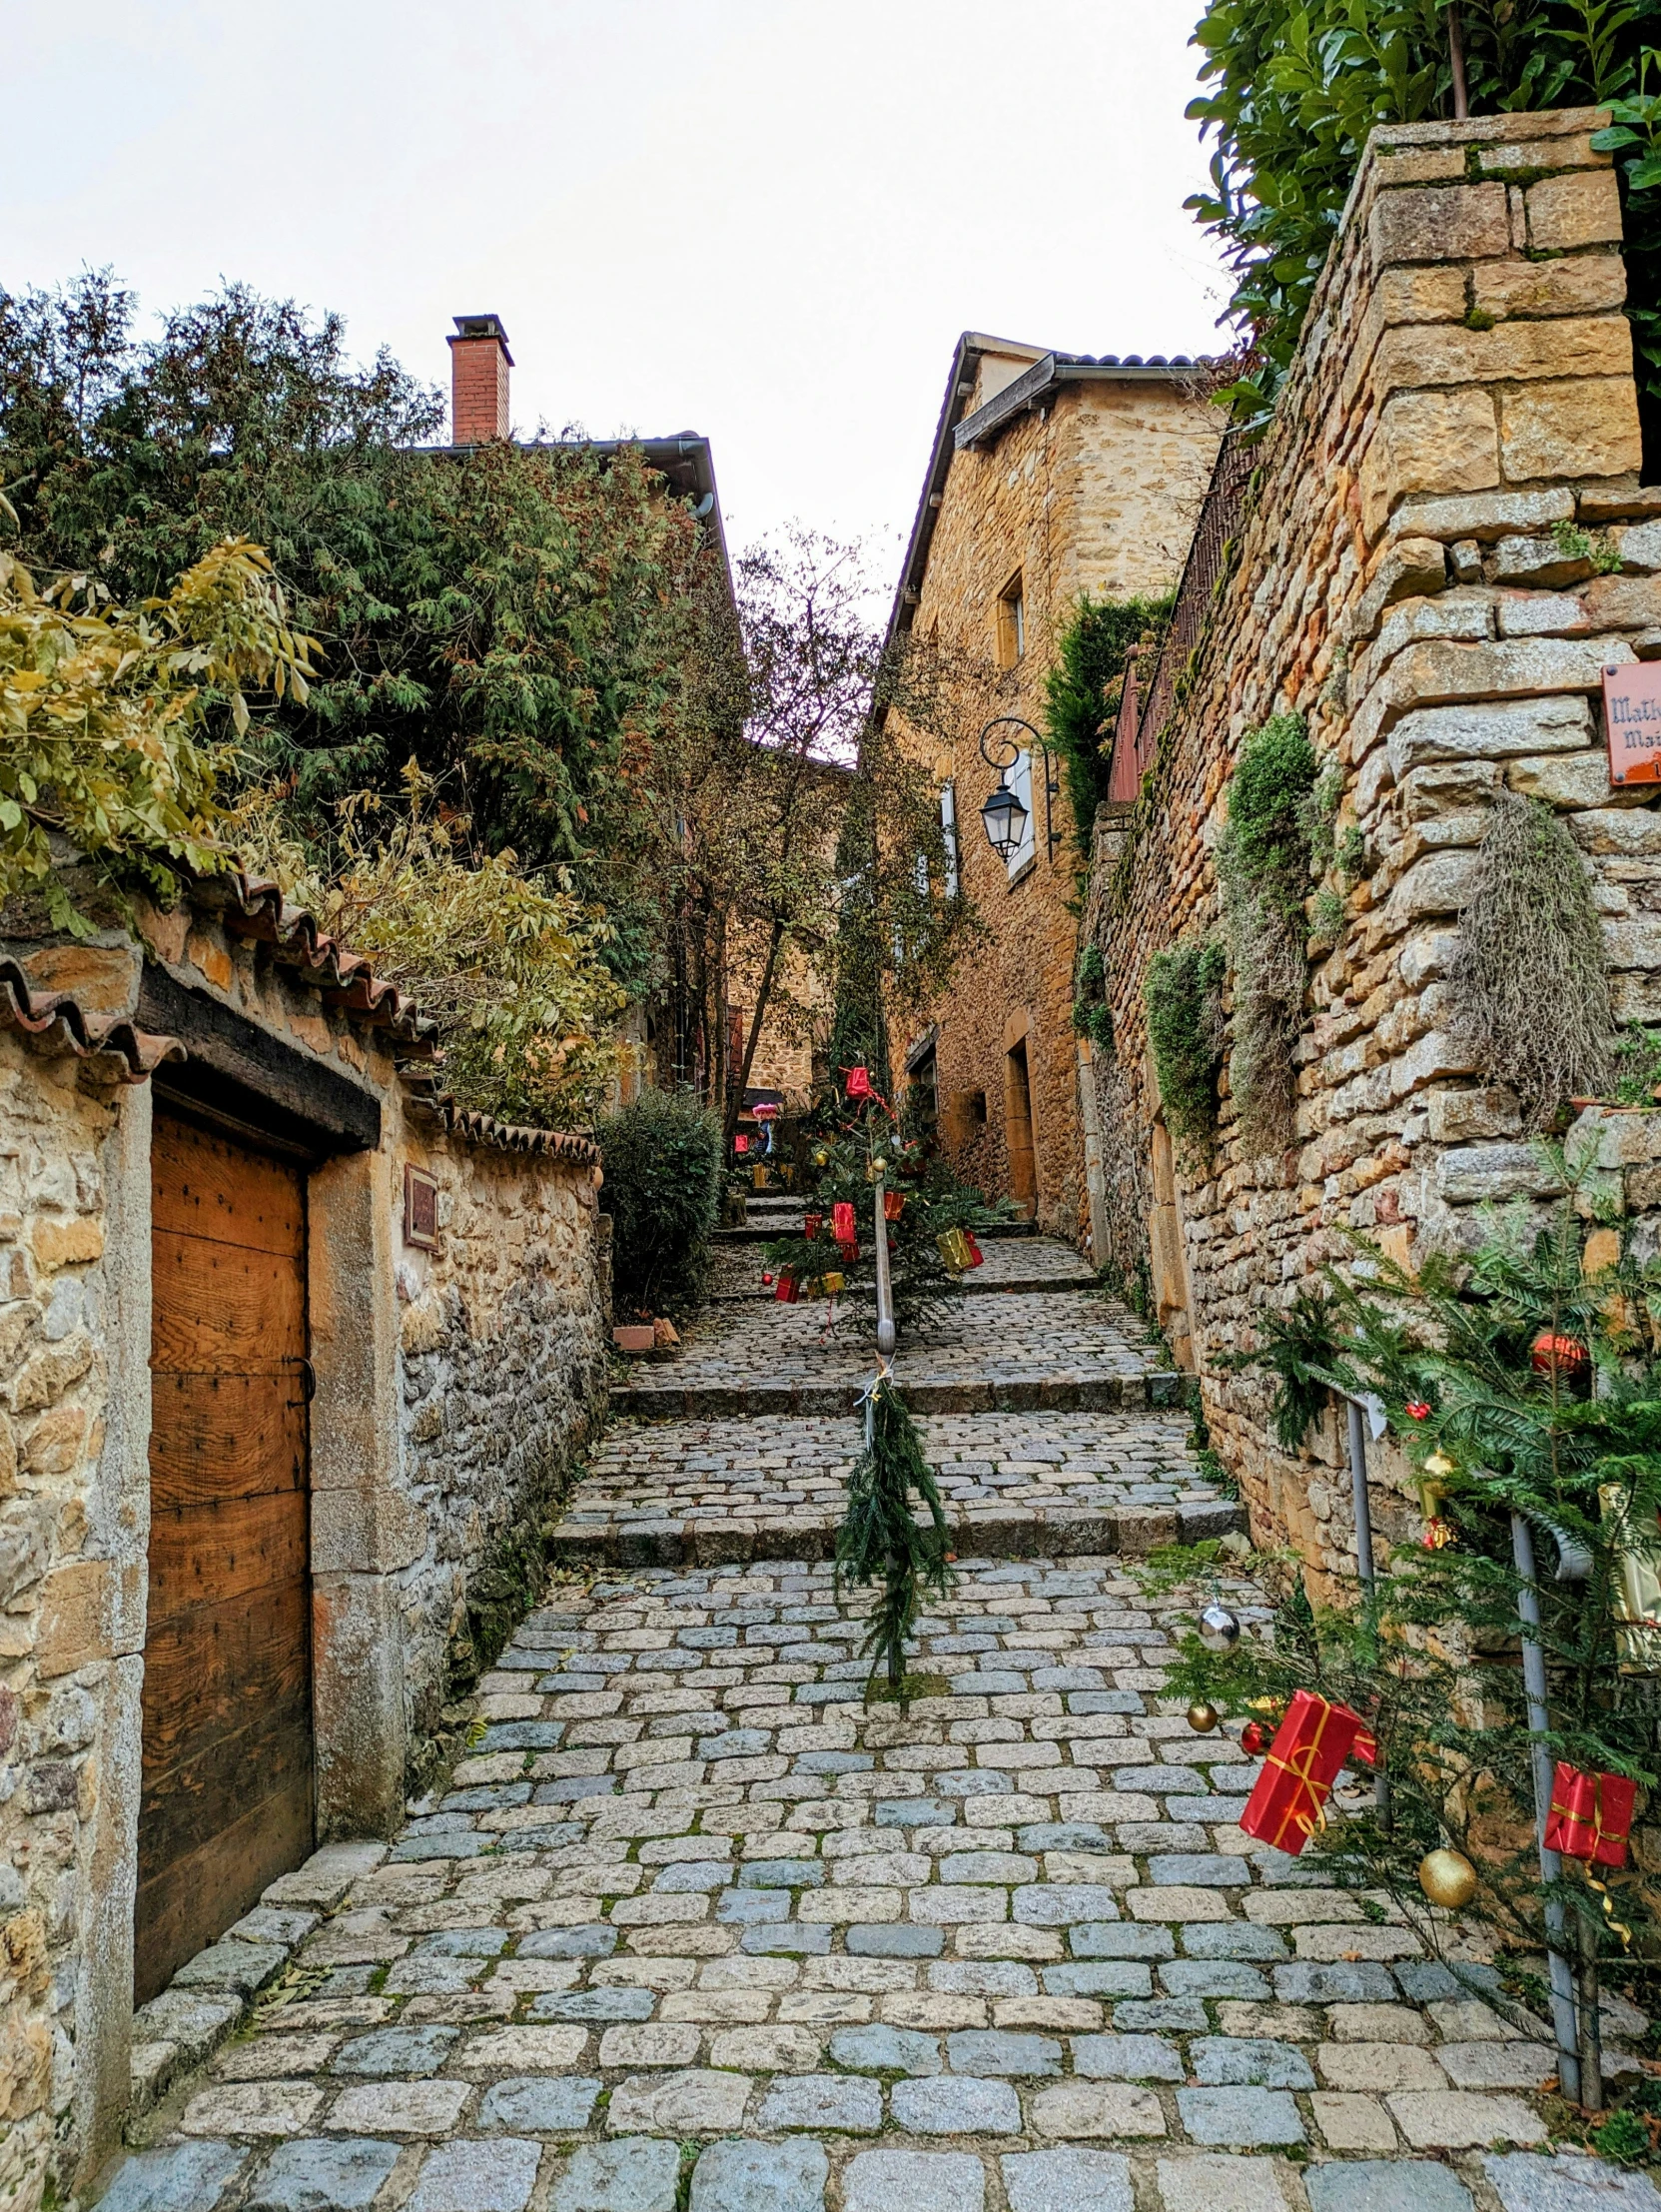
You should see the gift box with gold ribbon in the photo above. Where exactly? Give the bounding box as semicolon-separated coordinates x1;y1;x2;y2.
1544;1760;1635;1867
938;1227;974;1273
1239;1689;1368;1856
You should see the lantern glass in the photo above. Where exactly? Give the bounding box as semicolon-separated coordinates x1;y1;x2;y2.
980;779;1028;861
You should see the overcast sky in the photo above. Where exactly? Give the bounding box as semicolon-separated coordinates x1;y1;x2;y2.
8;0;1231;596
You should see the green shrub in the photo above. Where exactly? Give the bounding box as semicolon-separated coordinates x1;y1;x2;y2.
1044;590;1174;846
596;1088;722;1322
1219;713;1318;1155
1145;939;1227;1155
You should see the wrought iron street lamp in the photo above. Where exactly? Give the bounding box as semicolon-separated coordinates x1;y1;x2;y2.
979;779;1028;861
976;715;1061;863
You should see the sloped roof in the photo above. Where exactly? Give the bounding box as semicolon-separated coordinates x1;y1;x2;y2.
883;334;1210;655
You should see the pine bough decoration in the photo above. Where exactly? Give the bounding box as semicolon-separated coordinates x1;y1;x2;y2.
836;1374;954;1689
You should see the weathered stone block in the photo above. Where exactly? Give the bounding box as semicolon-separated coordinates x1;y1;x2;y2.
1527;171;1622;249
1387;694;1592;777
1435;1146;1565;1204
1361;391;1497;536
1369;184;1509;267
1502;378;1641;485
1374;316;1630;397
1474;255;1627;321
1393;486;1574;542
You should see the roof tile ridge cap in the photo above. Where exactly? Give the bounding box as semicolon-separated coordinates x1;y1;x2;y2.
400;1068;600;1162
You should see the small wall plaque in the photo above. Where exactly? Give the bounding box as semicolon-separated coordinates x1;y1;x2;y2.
1603;660;1661;786
404;1165;440;1250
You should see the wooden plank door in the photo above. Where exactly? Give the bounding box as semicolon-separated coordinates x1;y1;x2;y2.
137;1109;315;2003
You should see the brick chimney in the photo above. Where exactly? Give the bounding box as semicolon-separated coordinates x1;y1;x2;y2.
447;314;512;444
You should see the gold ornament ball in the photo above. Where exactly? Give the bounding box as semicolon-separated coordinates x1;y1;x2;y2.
1417;1847;1478;1910
1187;1699;1220;1733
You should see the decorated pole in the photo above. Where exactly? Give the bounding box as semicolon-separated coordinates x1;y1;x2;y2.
873;1168;896;1360
1342;1393;1390;1824
1510;1510;1584;2105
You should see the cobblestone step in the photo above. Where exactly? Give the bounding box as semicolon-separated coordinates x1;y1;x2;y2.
553;1410;1241;1568
715;1219;1041;1245
110;1557;1601;2212
710;1238;1098;1305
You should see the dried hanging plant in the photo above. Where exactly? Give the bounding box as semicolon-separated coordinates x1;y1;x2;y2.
1451;791;1612;1127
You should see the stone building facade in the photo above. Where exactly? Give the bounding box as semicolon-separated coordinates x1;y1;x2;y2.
1086;106;1661;1582
0;872;607;2207
882;334;1222;1238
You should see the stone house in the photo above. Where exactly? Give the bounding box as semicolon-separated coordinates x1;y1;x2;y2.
879;334;1222;1238
0;866;609;2203
1085;106;1661;1581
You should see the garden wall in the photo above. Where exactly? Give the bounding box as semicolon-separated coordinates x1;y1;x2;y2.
1087;106;1661;1582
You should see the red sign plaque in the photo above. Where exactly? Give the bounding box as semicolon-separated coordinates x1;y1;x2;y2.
1603;659;1661;785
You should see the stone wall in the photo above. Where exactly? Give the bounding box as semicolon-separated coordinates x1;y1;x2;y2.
0;882;606;2207
888;358;1221;1239
0;1022;147;2212
1087;106;1659;1580
395;1122;607;1755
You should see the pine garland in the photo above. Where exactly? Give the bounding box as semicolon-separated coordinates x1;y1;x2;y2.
836;1375;954;1689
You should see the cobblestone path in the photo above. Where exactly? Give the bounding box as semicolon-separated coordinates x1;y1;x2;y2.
102;1242;1649;2212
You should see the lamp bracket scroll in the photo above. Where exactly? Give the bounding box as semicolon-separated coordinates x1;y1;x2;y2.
977;715;1061;864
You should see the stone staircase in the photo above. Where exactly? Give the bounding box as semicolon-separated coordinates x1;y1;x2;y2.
552;1233;1243;1569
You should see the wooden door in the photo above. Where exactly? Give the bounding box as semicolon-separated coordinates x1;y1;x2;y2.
1004;1040;1038;1218
137;1110;315;2003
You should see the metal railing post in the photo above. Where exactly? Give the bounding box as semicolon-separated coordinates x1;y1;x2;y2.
873;1171;896;1361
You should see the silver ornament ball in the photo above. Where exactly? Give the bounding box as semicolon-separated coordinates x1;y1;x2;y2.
1199;1603;1241;1653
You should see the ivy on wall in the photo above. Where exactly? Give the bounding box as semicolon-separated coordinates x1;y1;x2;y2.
1145;937;1228;1157
1218;711;1318;1156
1451;790;1613;1125
1044;590;1173;849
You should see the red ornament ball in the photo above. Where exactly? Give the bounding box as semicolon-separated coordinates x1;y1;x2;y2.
1405;1400;1431;1421
1531;1332;1589;1375
1241;1721;1268;1755
761;1273;775;1287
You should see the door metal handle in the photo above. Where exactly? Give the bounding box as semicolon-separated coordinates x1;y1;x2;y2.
285;1356;317;1407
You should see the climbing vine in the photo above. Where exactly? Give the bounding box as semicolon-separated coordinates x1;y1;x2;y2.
1043;589;1173;849
1144;938;1228;1156
1218;712;1318;1156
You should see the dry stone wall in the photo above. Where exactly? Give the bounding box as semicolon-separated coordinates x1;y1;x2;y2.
1088;107;1661;1579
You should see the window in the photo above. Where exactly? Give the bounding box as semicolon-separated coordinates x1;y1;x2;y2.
940;781;960;898
1005;748;1035;881
996;571;1025;668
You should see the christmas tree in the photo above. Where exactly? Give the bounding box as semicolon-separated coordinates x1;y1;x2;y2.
761;1080;1004;1331
1169;1148;1661;2123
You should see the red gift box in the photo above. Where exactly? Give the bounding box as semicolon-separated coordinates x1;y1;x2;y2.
844;1066;873;1099
773;1271;800;1304
1545;1761;1635;1867
964;1231;985;1268
832;1202;856;1244
1239;1690;1367;1856
804;1212;823;1239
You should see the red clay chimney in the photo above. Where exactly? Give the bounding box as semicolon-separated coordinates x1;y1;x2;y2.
447;314;512;444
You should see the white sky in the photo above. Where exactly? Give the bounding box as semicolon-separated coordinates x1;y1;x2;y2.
7;0;1232;598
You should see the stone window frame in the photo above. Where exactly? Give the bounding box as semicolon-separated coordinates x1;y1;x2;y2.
995;568;1026;668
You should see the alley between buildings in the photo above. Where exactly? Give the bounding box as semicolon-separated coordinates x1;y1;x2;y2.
94;1218;1615;2212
